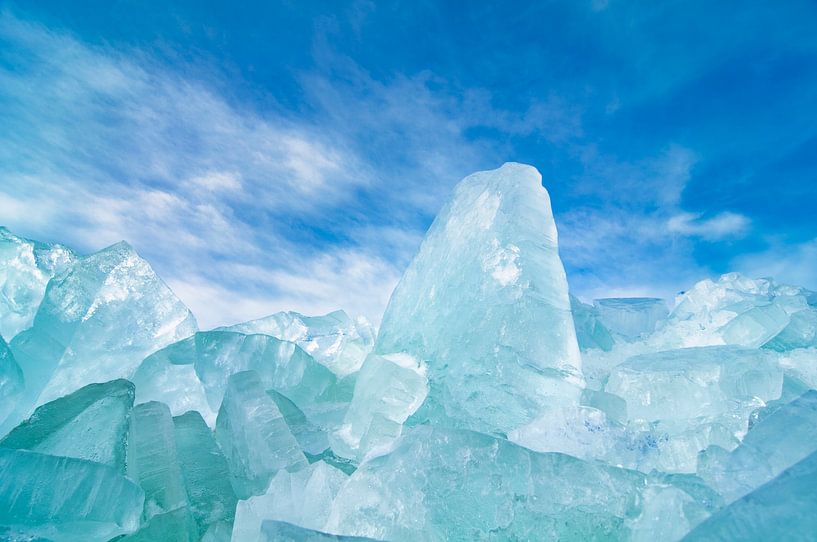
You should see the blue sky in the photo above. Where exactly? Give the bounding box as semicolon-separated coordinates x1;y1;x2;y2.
1;1;816;328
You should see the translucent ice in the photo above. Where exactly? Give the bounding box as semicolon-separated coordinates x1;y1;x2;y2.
374;163;583;436
698;390;817;501
136;331;336;422
606;346;782;435
330;352;428;460
0;227;76;341
215;371;307;498
221;310;375;377
231;461;347;541
594;297;669;340
173;411;237;537
260;521;380;542
0;448;144;541
6;241;196;432
685;448;817;540
127;401;189;519
0;337;24;426
1;379;133;471
570;295;615;352
325;426;708;541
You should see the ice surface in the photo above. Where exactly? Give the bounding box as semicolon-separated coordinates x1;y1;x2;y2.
221;310;375;377
127;401;189;519
135;331;337;423
0;337;24;426
374;163;583;436
215;371;307;498
5;241;196;433
0;448;144;541
326;426;709;541
231;461;347;541
173;411;237;537
1;379;133;471
260;521;380;542
0;227;76;342
594;297;669;340
698;389;817;501
571;295;615;351
685;448;817;540
330;352;428;460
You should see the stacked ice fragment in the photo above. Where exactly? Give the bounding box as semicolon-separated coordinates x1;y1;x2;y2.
1;164;816;541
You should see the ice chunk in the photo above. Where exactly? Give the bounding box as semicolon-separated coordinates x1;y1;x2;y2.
594;297;669;340
685;448;817;540
330;353;428;460
326;426;703;541
1;379;133;471
260;521;380;542
221;310;375;378
764;308;817;351
127;401;189;519
570;295;615;351
138;331;336;420
0;448;143;541
698;390;817;501
607;346;782;434
6;242;196;432
215;371;307;498
132;346;214;425
231;461;347;541
0;227;76;341
374;163;583;436
605;346;782;472
172;411;237;537
719;302;790;348
117;507;198;542
0;337;24;427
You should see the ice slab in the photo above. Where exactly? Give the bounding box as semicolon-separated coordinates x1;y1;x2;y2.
330;352;428;461
260;521;380;542
231;461;347;541
0;448;144;542
221;310;375;378
1;379;133;471
0;337;24;427
571;295;614;351
698;390;817;501
374;163;583;436
685;448;817;541
325;426;707;541
137;331;337;422
0;227;76;341
6;241;196;432
127;401;189;519
594;297;668;340
173;411;237;537
215;371;307;498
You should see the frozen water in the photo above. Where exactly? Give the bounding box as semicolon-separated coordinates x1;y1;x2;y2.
1;379;133;471
215;371;307;498
594;297;669;340
221;310;375;377
5;241;196;433
0;448;144;541
0;227;76;342
374;163;583;437
231;461;347;541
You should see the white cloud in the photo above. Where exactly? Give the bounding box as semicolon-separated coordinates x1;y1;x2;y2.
667;211;751;240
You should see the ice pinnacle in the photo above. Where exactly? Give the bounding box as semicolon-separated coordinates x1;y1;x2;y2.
373;163;583;436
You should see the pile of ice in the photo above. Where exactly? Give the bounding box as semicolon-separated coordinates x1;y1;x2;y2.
1;163;815;541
